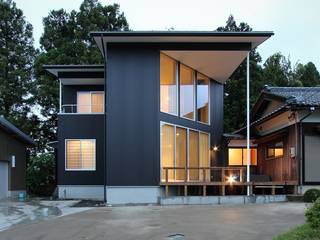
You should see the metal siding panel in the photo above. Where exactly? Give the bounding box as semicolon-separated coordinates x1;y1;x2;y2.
57;115;104;185
106;45;159;186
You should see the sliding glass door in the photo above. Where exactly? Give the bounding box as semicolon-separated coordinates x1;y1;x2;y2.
160;122;210;182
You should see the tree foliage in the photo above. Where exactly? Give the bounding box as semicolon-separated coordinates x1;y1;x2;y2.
26;153;56;196
33;0;129;150
0;0;37;139
218;15;320;132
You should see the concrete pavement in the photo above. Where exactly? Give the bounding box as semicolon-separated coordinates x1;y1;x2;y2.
0;203;306;240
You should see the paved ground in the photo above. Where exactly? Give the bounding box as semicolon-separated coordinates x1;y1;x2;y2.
0;199;91;231
0;202;306;240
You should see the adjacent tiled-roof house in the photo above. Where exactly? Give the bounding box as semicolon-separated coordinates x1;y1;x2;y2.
230;86;320;193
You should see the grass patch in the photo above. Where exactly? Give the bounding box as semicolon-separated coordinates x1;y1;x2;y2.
273;223;320;240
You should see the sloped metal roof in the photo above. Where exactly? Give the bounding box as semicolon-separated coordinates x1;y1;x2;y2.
0;116;36;146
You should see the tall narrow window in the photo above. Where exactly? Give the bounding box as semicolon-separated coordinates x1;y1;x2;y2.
199;132;210;181
160;54;177;115
161;124;175;181
180;64;195;119
197;73;209;124
175;127;187;180
77;92;104;113
189;130;199;180
66;139;96;170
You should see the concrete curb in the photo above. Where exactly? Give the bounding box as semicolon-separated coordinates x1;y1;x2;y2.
160;195;287;205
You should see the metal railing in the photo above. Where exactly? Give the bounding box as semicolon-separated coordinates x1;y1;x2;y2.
61;104;104;114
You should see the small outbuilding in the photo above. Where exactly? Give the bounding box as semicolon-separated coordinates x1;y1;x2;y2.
0;116;35;199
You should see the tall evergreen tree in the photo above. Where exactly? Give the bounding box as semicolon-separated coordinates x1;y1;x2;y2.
295;62;320;87
216;15;264;132
33;0;129;150
0;0;37;138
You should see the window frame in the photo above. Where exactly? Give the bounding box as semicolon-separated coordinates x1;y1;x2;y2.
196;72;211;125
159;53;211;125
228;147;258;166
160;53;179;116
266;141;284;159
65;139;96;171
160;121;210;182
77;91;105;114
179;63;196;121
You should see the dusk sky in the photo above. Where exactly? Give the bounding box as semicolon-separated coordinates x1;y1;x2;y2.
15;0;320;69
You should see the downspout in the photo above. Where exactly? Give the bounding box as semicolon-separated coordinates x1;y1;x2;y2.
298;106;315;192
100;35;107;203
246;52;251;196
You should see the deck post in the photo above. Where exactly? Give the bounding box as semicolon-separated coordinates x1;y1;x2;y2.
203;185;207;196
165;185;169;197
165;168;168;183
271;186;276;195
246;52;251;196
221;185;225;196
184;185;188;196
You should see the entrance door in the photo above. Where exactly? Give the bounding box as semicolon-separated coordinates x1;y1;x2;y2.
304;135;320;183
0;161;9;199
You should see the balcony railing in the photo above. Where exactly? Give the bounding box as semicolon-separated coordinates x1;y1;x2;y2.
61;104;105;114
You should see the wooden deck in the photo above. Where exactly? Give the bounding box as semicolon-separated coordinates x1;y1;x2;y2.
161;167;298;197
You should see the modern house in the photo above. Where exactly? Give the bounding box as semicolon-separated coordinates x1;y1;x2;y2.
230;86;320;193
45;31;276;204
0;116;35;199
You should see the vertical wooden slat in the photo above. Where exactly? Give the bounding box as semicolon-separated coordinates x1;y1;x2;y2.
166;168;168;183
272;186;276;195
203;185;206;196
203;168;206;182
221;185;225;196
165;185;169;197
184;185;188;196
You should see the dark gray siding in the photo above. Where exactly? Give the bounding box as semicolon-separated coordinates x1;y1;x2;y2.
57;114;104;185
0;129;27;191
106;43;225;186
106;45;160;186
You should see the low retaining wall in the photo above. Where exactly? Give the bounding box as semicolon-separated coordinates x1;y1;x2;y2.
160;195;287;205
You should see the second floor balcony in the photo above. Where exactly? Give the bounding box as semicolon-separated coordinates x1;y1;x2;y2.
61;103;105;114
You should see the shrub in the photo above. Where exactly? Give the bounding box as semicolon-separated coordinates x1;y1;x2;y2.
304;189;320;203
26;153;56;196
306;198;320;229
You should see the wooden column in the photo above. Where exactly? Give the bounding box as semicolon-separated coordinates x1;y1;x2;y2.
184;185;188;196
203;185;207;196
221;185;225;196
165;185;169;197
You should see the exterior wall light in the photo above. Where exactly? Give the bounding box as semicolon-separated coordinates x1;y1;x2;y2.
226;175;237;184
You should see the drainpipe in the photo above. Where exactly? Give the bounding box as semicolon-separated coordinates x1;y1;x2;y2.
246;52;251;196
298;106;315;192
100;35;107;203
